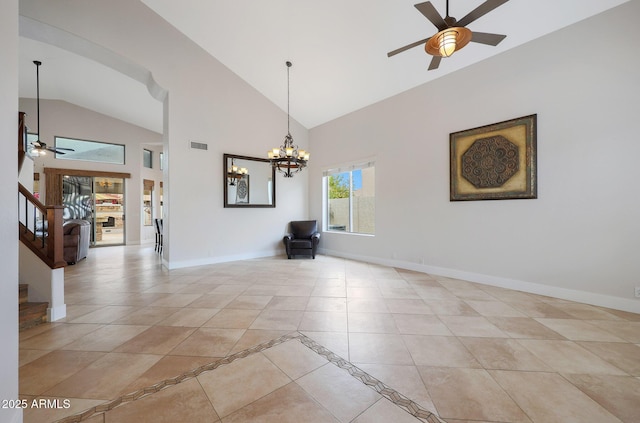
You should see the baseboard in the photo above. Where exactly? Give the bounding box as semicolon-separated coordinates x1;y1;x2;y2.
319;248;640;314
48;304;67;322
165;249;281;270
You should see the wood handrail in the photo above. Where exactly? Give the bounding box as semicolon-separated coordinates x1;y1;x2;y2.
18;111;66;269
18;182;46;214
18;182;66;269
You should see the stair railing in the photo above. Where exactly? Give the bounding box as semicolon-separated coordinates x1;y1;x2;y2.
18;183;66;269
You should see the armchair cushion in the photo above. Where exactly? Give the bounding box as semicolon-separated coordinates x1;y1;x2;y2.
289;239;313;249
289;220;318;238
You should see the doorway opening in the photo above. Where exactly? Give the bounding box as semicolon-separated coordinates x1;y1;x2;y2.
62;175;126;246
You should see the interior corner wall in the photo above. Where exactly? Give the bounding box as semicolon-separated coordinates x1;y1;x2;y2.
1;1;22;422
19;0;309;268
309;0;640;312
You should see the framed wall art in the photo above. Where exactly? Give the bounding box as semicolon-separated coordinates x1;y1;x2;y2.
450;114;537;201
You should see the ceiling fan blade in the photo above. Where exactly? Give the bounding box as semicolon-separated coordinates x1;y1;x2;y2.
471;32;507;46
54;147;75;151
387;38;430;57
415;2;448;32
456;0;509;28
428;55;442;71
48;148;66;155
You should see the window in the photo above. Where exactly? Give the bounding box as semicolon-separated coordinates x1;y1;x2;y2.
323;161;375;235
159;152;164;170
143;149;153;168
55;136;125;165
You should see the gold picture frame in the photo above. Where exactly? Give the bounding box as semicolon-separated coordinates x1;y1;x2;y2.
450;114;537;201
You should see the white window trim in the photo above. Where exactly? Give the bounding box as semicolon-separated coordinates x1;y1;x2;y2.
322;157;375;236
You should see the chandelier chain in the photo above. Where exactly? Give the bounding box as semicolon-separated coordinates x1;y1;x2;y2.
286;61;291;135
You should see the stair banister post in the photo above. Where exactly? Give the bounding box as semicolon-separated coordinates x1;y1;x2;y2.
46;205;66;268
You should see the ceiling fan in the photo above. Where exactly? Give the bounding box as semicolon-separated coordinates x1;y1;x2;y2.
30;60;75;156
388;0;509;70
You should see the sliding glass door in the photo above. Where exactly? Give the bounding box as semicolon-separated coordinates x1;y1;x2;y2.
94;177;125;246
62;176;92;221
62;175;125;246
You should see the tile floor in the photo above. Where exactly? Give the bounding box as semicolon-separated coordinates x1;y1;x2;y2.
18;246;640;423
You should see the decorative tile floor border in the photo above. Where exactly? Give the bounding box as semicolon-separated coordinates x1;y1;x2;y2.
56;332;444;423
298;334;445;423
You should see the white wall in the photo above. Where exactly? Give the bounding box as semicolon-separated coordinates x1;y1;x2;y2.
18;155;34;190
19;244;66;321
19;98;163;245
1;1;22;421
309;0;640;313
19;0;309;268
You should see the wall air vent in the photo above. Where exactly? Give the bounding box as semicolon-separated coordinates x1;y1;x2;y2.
190;141;208;150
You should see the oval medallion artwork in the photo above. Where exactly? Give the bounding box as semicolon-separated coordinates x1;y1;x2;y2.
450;114;537;201
236;179;248;202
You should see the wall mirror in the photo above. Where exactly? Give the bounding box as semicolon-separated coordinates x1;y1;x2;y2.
223;153;276;208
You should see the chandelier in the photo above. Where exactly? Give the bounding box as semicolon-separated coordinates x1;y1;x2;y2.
268;61;309;177
227;158;248;186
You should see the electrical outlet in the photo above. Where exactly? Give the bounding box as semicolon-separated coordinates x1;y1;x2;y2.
635;287;640;298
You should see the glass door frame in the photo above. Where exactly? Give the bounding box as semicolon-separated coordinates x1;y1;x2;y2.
44;168;131;247
93;176;126;246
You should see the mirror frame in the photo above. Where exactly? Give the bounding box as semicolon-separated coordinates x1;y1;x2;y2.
223;153;276;208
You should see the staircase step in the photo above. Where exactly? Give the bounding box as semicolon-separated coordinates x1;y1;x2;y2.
19;302;48;331
19;284;28;304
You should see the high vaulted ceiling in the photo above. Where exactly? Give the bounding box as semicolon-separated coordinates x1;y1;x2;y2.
19;0;630;133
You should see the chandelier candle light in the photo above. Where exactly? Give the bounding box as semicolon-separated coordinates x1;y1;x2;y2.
268;61;309;177
227;159;248;186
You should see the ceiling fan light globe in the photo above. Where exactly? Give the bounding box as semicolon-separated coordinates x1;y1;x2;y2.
439;30;458;57
426;27;472;58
